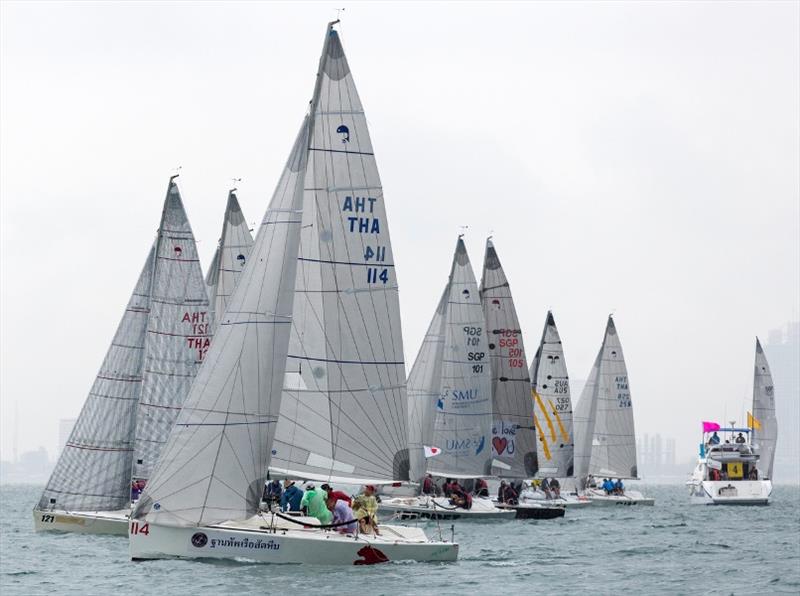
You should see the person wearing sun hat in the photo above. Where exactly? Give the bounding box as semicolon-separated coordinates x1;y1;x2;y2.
352;484;380;535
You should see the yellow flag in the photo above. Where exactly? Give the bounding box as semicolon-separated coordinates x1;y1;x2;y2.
748;411;762;430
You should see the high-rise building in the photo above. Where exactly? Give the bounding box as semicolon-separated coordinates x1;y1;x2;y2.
765;322;799;484
58;418;77;456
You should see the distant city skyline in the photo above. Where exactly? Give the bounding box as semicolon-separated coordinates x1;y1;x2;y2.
1;3;797;478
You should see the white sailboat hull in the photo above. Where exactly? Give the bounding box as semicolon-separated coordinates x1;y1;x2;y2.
579;489;655;506
687;480;772;505
518;490;592;508
33;508;129;535
378;496;516;520
129;516;458;564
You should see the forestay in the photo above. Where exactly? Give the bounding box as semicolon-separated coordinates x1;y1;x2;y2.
529;311;574;478
206;190;254;331
573;317;638;483
752;338;778;479
427;238;493;478
269;26;409;484
480;239;537;479
407;289;448;483
130;179;212;484
37;246;155;512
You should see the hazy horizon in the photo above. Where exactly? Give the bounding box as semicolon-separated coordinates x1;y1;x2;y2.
1;2;798;468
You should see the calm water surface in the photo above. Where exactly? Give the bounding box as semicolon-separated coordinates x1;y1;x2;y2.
2;484;798;595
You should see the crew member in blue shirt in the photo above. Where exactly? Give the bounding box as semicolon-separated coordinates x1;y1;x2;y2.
281;479;303;512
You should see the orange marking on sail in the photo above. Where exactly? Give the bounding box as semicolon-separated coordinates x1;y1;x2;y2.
533;390;557;442
533;411;552;460
548;399;570;443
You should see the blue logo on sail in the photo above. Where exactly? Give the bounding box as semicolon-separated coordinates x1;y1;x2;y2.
336;125;350;143
237;254;246;267
475;435;485;455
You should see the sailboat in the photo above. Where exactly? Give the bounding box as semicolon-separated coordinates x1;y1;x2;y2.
33;177;212;534
129;22;458;564
686;338;775;505
479;241;564;519
572;316;654;506
518;311;589;508
379;238;514;520
205;188;254;331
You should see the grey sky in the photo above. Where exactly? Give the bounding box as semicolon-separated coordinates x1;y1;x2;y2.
1;1;798;464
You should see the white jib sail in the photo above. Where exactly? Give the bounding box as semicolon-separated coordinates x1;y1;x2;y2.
407;288;448;483
37;245;155;512
130;179;213;485
752;338;778;479
480;239;537;479
427;238;493;478
133;118;310;527
269;25;409;485
205;189;254;332
575;316;638;481
572;350;600;487
529;311;575;478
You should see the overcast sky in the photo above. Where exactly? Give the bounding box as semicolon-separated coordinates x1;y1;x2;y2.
1;1;798;464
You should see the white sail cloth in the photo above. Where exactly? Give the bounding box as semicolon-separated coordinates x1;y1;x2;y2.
407;289;448;483
426;238;493;478
206;190;254;331
135;24;410;527
133;119;309;527
752;338;778;479
130;180;212;483
529;311;574;478
37;246;155;511
573;316;638;485
480;239;537;479
269;27;408;484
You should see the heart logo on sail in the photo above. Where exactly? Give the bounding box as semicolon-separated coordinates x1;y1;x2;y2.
493;436;508;455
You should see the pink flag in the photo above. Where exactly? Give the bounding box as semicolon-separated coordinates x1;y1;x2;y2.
702;421;720;433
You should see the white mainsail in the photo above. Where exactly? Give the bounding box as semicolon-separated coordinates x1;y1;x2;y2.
130;178;213;484
480;239;537;479
134;23;407;526
573;316;638;485
529;311;574;478
752;338;778;479
205;189;254;331
407;289;448;483
37;245;155;512
427;238;493;478
268;24;408;486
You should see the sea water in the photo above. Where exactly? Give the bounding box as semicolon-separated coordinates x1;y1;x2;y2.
2;484;798;595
